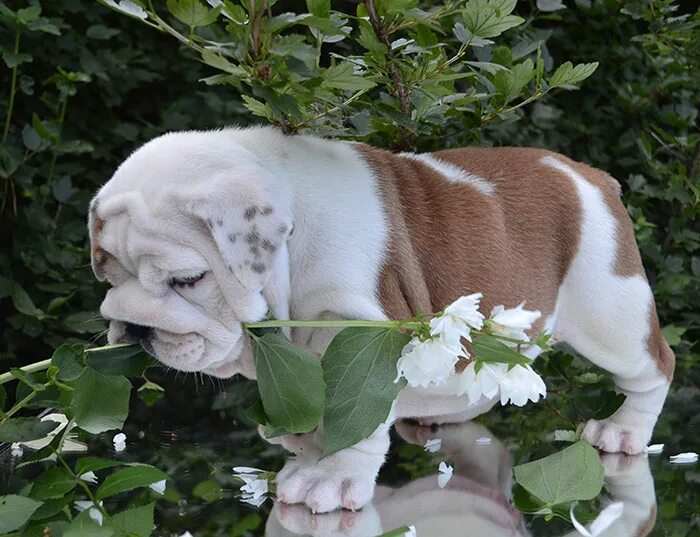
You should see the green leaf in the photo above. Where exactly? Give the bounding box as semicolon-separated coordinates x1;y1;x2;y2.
74;457;123;476
463;0;524;38
31;113;58;142
306;0;330;18
200;51;247;78
51;344;85;381
71;368;131;434
513;441;604;506
64;511;114;537
592;391;626;420
322;64;376;91
244;399;268;425
2;51;32;68
167;0;220;27
11;283;44;319
29;468;77;500
0;384;5;411
548;61;599;89
661;324;686;346
21;125;42;151
111;503;155;537
322;327;410;455
241;95;272;119
95;465;168;500
192;480;222;503
0;418;59;442
493;58;535;103
10;368;45;391
253;332;325;434
0;495;42;533
471;334;531;366
84;344;153;377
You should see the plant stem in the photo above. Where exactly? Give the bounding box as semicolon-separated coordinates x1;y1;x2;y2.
2;29;21;145
0;358;52;385
245;319;423;330
56;451;112;523
3;391;38;419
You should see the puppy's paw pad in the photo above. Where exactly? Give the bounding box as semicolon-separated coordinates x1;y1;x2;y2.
276;462;375;513
582;418;648;455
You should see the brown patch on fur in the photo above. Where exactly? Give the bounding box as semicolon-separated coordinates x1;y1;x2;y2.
89;206;108;280
636;502;657;537
357;145;583;336
647;308;675;381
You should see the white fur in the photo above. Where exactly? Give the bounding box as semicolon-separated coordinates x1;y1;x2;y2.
400;152;496;195
93;129;669;513
541;156;669;454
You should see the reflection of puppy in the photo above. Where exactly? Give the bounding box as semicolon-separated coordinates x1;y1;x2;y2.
265;421;527;537
559;454;657;537
91;127;674;512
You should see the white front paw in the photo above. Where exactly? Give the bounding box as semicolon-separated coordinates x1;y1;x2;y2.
276;455;378;513
582;418;651;455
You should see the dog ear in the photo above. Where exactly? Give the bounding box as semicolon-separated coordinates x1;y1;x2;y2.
185;173;293;293
88;198;108;281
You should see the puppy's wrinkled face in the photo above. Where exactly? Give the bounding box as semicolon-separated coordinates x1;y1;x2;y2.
89;131;292;378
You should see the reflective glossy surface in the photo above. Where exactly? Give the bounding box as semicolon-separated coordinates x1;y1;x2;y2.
1;374;697;537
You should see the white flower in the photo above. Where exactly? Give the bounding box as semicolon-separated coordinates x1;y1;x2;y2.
234;466;269;507
488;302;541;346
669;452;698;464
570;502;623;537
424;438;442;453
179;533;194;537
20;413;69;450
104;0;148;19
113;432;126;452
437;462;453;488
396;338;459;388
79;471;98;485
645;443;664;454
474;437;492;445
404;526;417;537
429;293;484;354
149;479;166;495
74;501;104;526
11;443;23;457
444;293;485;330
498;363;547;406
458;361;546;407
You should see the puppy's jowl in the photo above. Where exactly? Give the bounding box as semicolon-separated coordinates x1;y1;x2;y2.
89;127;674;513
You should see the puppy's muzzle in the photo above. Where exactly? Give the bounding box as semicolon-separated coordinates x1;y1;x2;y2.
124;322;152;341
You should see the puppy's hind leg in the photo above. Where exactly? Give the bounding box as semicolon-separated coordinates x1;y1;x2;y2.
556;263;674;455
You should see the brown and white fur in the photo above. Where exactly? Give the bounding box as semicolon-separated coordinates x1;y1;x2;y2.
89;127;674;513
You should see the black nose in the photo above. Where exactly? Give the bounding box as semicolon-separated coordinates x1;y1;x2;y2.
124;322;152;340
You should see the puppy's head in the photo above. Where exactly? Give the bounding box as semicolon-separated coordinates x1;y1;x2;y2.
89;130;292;378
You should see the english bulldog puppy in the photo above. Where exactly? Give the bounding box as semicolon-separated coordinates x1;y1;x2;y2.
89;127;674;513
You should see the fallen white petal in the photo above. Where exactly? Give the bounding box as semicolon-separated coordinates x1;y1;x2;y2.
113;432;127;452
474;436;492;445
241;493;267;507
424;438;442;453
669;452;698;464
179;532;194;537
405;525;417;537
645;443;664;454
233;466;264;474
437;462;453;488
570;502;624;537
149;479;167;495
79;471;98;484
11;443;23;457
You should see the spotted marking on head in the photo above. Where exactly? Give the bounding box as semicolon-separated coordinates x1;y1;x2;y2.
216;218;223;226
261;206;274;216
249;245;261;257
251;262;266;273
246;228;261;245
228;233;237;243
261;239;276;253
244;206;258;220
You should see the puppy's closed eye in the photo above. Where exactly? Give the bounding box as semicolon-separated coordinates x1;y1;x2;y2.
170;272;206;288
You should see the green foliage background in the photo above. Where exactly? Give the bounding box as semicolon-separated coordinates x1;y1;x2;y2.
1;0;697;378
